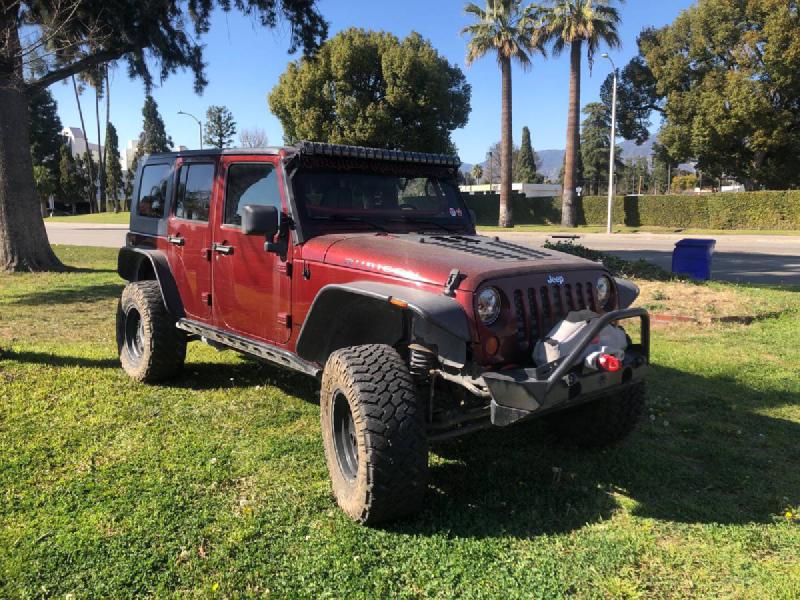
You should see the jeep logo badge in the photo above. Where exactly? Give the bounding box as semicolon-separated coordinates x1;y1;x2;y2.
547;275;565;285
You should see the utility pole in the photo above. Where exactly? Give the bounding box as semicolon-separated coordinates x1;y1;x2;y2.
601;53;617;234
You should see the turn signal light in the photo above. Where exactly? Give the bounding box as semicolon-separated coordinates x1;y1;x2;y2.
484;336;500;356
597;353;621;372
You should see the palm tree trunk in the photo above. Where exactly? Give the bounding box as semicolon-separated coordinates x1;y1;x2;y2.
499;55;513;228
561;40;582;227
105;66;118;212
0;18;63;271
72;75;95;213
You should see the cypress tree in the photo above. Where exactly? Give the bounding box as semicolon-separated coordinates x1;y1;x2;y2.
516;126;540;184
105;123;123;212
138;95;173;154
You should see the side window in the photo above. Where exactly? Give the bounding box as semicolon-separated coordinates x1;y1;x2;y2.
137;164;171;218
175;163;214;221
224;163;281;226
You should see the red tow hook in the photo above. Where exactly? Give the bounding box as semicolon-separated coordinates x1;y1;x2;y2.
597;353;622;372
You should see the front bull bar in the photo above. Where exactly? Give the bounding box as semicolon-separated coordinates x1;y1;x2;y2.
482;307;650;426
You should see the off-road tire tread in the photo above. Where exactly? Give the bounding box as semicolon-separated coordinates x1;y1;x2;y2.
321;344;428;525
116;281;186;383
547;382;645;448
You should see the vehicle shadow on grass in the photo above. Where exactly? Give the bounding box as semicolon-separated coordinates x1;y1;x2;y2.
5;282;123;306
169;355;319;403
391;364;800;539
0;348;120;369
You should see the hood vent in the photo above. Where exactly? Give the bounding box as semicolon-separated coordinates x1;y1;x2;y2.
418;235;552;261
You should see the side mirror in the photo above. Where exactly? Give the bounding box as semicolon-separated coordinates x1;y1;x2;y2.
241;204;278;237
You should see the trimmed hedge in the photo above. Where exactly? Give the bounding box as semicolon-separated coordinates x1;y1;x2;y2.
464;191;800;230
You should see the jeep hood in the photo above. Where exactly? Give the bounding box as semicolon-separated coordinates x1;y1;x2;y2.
302;232;601;291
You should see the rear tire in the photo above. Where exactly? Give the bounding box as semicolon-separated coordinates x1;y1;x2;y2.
116;281;186;383
320;344;428;525
546;382;645;448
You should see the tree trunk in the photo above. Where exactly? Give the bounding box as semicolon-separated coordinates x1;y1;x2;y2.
561;41;582;227
0;21;63;271
72;75;95;213
95;83;106;212
499;56;513;228
105;67;118;212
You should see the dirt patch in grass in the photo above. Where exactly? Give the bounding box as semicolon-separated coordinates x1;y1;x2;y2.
634;281;788;324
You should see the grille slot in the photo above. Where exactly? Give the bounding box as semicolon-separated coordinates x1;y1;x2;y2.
513;281;601;350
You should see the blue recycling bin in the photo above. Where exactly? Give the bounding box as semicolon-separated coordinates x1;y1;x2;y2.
672;238;716;280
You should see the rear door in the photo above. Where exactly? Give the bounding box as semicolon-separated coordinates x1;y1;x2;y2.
166;158;216;321
211;155;292;343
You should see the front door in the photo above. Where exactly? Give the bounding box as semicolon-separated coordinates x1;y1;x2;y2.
211;156;292;344
166;159;215;321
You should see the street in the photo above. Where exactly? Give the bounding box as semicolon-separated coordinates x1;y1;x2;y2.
45;223;800;285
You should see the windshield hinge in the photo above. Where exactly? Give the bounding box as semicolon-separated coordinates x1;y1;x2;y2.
443;269;465;297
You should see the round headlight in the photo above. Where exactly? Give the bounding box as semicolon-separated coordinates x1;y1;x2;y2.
476;287;502;325
596;275;612;307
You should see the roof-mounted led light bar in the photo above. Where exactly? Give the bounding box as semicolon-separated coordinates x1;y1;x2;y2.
295;141;461;168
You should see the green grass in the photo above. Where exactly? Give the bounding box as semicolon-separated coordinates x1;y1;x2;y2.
45;212;130;224
2;246;799;598
478;224;800;236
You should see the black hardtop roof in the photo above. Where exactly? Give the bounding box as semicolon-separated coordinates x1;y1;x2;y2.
146;141;460;167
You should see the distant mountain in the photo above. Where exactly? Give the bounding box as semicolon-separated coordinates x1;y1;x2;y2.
534;138;657;182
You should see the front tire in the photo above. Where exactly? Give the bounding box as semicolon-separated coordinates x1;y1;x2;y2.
116;281;186;383
546;382;645;448
320;344;428;525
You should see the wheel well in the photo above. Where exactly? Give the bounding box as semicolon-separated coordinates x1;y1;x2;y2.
135;259;156;281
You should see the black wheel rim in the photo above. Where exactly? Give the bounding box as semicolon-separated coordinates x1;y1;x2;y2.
124;308;145;360
332;391;359;482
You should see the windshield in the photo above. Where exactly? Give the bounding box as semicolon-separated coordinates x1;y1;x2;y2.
293;170;471;231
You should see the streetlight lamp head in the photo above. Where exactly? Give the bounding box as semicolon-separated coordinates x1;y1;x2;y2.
601;52;609;58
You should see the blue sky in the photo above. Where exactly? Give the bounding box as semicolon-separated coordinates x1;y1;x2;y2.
48;0;695;165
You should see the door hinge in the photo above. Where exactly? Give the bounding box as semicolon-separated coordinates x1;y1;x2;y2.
277;312;292;328
202;247;212;261
201;292;212;306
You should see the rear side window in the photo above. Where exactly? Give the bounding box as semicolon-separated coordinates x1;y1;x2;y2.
175;163;215;221
137;164;171;218
224;163;281;226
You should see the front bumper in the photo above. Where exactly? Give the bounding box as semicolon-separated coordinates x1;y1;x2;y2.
482;308;650;426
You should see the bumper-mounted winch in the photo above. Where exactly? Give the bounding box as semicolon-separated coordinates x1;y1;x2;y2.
482;307;650;427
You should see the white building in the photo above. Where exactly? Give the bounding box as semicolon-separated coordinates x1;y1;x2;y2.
62;127;103;162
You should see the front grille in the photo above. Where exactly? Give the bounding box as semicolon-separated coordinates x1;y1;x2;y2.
513;281;598;351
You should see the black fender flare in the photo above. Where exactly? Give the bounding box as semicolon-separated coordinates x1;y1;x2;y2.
296;281;470;367
614;277;640;309
117;247;185;318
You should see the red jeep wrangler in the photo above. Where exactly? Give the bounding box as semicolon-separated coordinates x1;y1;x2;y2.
117;142;649;524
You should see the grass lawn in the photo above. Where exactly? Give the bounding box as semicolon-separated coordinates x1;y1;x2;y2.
45;212;130;225
478;224;800;236
1;246;799;598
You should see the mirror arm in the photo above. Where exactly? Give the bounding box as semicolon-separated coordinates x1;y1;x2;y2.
264;214;291;257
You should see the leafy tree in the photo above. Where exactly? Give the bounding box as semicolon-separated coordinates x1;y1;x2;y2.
580;103;611;196
515;126;542;184
239;127;269;148
633;0;800;189
76;152;97;207
270;28;470;155
204;105;237;149
138;96;173;155
599;52;661;145
32;165;56;217
483;141;519;185
0;0;326;271
462;0;540;227
28;88;63;193
536;0;622;227
105;123;123;212
59;145;81;207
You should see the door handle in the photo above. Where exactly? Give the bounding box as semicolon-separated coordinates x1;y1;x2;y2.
212;242;234;255
168;235;185;246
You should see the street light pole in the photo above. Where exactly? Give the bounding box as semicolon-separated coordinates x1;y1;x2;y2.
177;110;203;149
602;53;617;235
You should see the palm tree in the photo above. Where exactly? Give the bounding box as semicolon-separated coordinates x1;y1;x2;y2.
462;0;541;228
71;75;95;213
536;0;622;227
